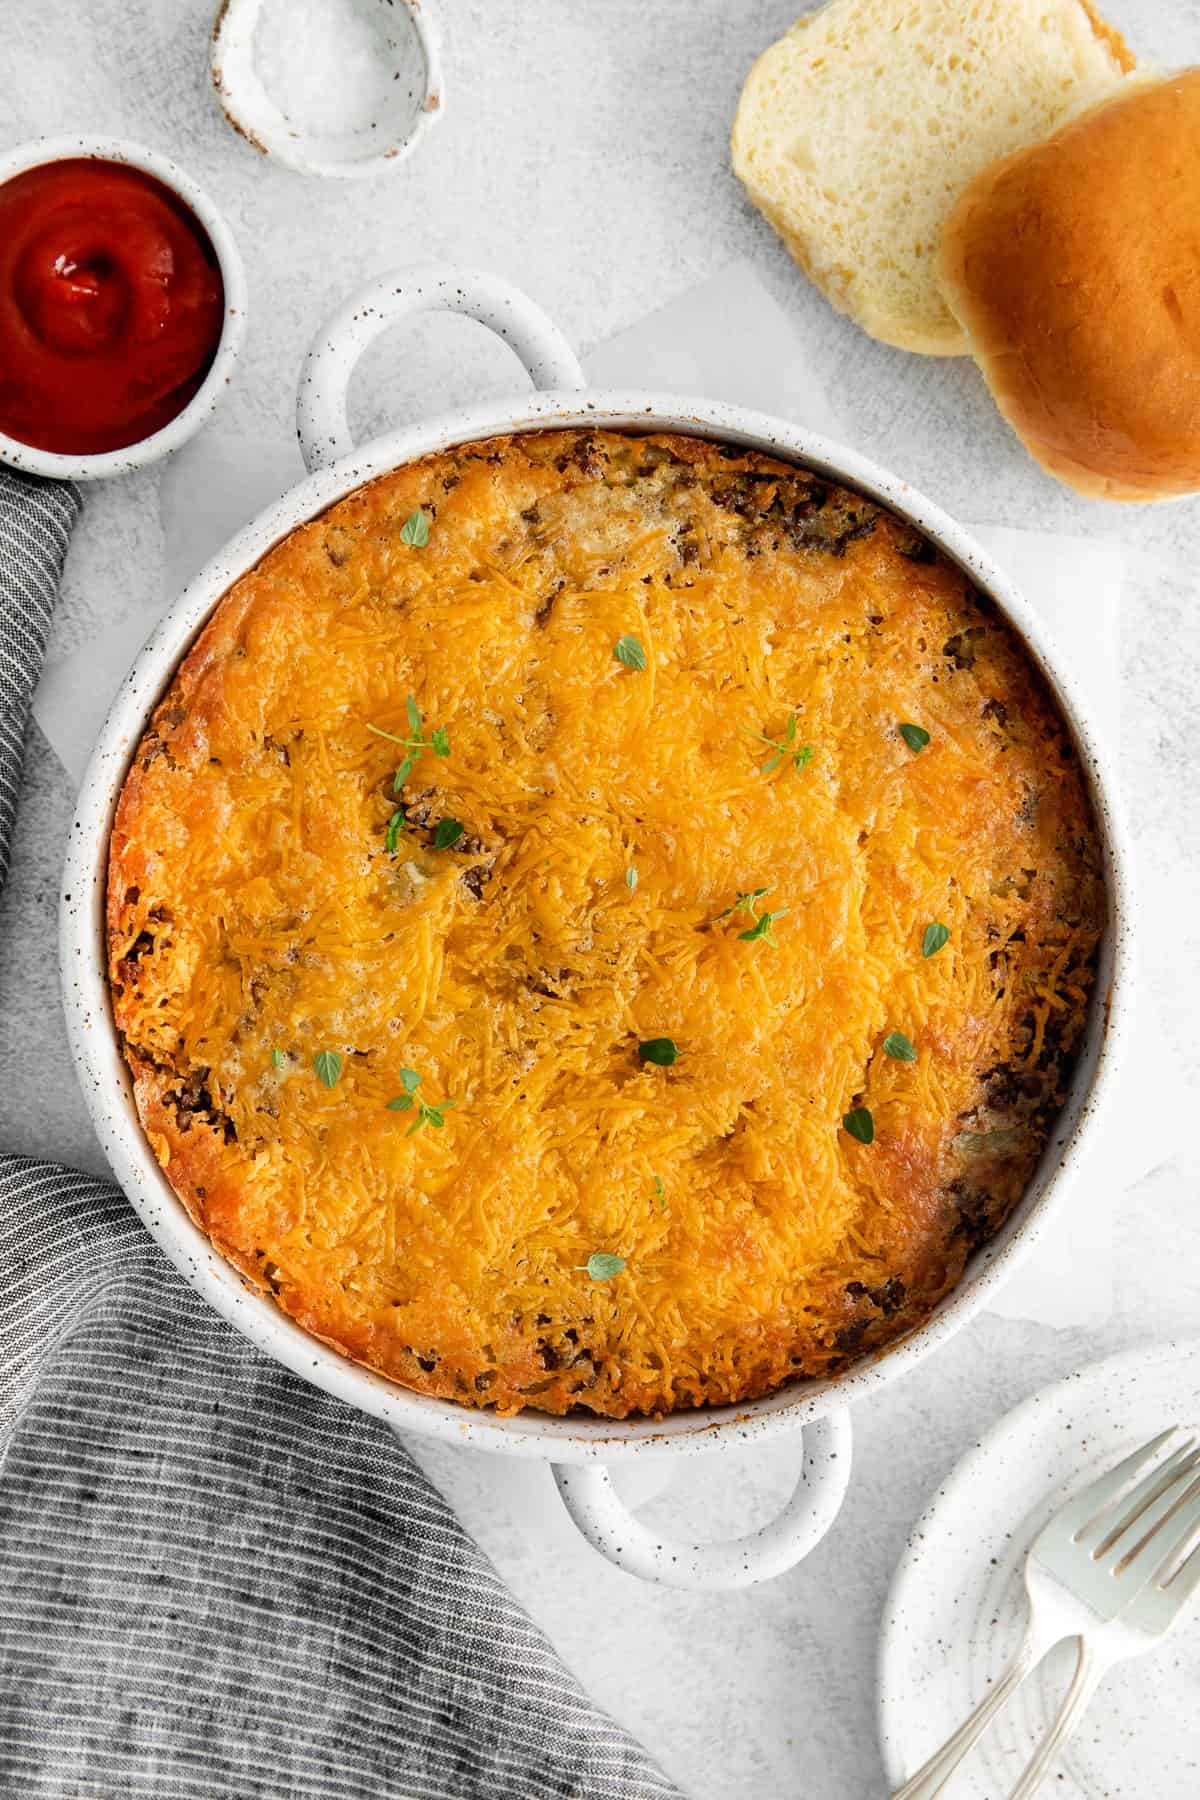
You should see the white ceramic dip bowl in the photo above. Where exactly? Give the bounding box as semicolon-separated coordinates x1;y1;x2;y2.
211;0;443;178
0;136;246;484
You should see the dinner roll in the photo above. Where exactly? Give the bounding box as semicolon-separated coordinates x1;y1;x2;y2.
730;0;1136;357
938;71;1200;502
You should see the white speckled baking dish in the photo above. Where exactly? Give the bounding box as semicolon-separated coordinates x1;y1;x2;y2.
61;266;1131;1589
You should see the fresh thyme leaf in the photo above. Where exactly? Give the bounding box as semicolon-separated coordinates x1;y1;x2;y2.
370;701;450;797
314;1050;342;1089
434;818;465;850
388;1069;454;1132
738;907;790;945
747;715;814;774
899;722;931;754
843;1106;874;1145
271;1047;287;1070
613;634;647;671
625;866;638;890
638;1037;678;1066
922;921;950;959
882;1030;917;1062
407;1099;456;1136
399;510;430;548
583;1252;626;1281
384;809;405;853
712;887;770;924
653;1176;666;1213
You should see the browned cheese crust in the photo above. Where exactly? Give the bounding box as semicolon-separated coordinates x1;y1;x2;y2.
108;430;1105;1417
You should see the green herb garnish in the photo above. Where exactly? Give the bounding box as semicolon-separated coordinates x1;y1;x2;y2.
625;866;638;890
384;809;405;853
882;1030;917;1062
653;1176;666;1213
399;508;431;547
843;1106;874;1145
367;694;452;799
387;1067;455;1134
613;635;647;671
713;886;770;923
922;922;950;959
434;817;465;850
710;887;789;944
314;1050;343;1089
638;1038;679;1066
410;1101;455;1135
899;722;931;754
738;907;790;946
581;1252;626;1281
746;712;814;774
271;1047;287;1070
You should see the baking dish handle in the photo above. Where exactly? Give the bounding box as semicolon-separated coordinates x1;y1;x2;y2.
296;265;586;472
551;1408;852;1589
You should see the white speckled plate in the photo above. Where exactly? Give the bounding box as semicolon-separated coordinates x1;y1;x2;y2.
878;1341;1200;1796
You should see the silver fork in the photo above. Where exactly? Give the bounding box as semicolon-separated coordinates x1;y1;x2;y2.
894;1427;1200;1799
1009;1464;1200;1797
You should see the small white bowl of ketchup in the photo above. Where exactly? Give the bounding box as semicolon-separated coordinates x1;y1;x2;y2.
0;136;247;482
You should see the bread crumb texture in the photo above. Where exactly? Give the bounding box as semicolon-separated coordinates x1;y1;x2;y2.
731;0;1136;355
108;431;1104;1417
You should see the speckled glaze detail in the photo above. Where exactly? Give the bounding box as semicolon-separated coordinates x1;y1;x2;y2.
0;135;246;483
210;0;444;180
296;267;586;470
60;267;1132;1593
554;1412;852;1589
878;1341;1200;1795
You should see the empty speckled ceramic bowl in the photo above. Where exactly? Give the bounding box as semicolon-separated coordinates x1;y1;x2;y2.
210;0;443;178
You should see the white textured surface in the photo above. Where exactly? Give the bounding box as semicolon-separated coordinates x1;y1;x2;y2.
2;3;1200;1795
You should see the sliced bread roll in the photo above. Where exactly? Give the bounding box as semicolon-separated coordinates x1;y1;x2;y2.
938;71;1200;501
731;0;1136;356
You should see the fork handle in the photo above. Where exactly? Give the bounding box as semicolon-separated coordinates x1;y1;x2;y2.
1007;1639;1109;1800
893;1627;1044;1799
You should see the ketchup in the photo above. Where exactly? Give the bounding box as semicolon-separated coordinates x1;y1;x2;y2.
0;158;225;456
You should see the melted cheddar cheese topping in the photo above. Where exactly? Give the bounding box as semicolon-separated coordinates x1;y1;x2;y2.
108;431;1104;1417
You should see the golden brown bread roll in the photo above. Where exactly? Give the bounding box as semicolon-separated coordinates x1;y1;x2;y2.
938;71;1200;502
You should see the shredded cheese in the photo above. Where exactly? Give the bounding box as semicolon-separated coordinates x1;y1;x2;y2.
107;430;1104;1418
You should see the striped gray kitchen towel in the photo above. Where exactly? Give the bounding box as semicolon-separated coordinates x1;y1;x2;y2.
0;467;681;1800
